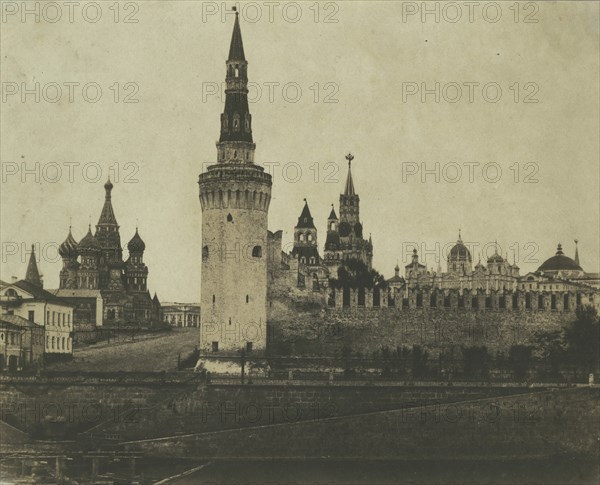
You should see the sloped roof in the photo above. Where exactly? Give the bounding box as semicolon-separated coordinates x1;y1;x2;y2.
0;314;42;329
11;280;75;306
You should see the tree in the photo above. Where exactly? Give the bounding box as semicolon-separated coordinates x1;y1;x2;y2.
508;344;533;381
533;329;566;376
331;258;387;289
411;345;429;379
564;305;600;376
461;346;491;380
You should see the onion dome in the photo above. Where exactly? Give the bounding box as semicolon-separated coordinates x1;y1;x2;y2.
538;243;583;272
78;225;101;251
58;228;79;257
127;228;146;253
448;231;471;262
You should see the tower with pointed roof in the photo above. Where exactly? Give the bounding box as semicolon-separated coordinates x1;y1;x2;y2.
323;153;373;270
25;244;43;287
124;228;148;292
198;12;272;354
291;199;320;266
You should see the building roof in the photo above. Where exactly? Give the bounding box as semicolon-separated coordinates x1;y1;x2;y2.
296;200;315;229
11;280;75;306
51;288;103;298
292;246;320;263
538;244;583;272
0;314;42;329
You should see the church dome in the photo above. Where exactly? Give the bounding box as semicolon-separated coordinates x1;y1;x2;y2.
127;229;146;253
538;244;582;272
79;226;101;251
58;228;78;257
448;239;471;262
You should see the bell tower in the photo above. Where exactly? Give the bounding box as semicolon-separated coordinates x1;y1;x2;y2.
198;11;272;354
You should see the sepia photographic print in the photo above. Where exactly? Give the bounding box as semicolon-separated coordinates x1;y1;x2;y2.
1;1;599;483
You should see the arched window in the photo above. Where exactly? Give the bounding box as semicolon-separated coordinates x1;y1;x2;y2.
51;337;55;349
235;66;239;77
62;337;65;350
307;234;313;241
212;294;216;304
252;246;262;258
330;222;335;231
202;245;209;262
246;295;249;303
245;114;250;132
233;114;240;131
227;213;233;222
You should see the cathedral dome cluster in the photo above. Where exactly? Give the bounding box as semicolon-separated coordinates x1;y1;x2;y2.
55;179;160;326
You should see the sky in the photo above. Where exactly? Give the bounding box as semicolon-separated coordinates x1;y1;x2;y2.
1;1;599;302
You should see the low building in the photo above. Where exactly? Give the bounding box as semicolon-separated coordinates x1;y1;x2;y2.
162;303;200;327
0;315;44;370
0;248;75;357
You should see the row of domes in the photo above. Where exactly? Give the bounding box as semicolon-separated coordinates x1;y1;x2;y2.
448;234;583;272
59;226;145;257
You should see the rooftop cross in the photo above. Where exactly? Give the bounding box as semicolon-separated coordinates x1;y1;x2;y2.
345;153;354;167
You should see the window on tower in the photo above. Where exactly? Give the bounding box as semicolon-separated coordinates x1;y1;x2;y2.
202;245;209;262
227;213;233;223
252;246;262;258
233;114;240;131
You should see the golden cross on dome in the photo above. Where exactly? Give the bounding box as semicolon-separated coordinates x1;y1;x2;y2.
345;153;354;167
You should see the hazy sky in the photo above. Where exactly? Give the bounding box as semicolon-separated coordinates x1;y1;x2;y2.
1;1;599;302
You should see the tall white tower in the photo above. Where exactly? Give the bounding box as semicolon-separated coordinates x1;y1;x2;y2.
198;12;272;354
